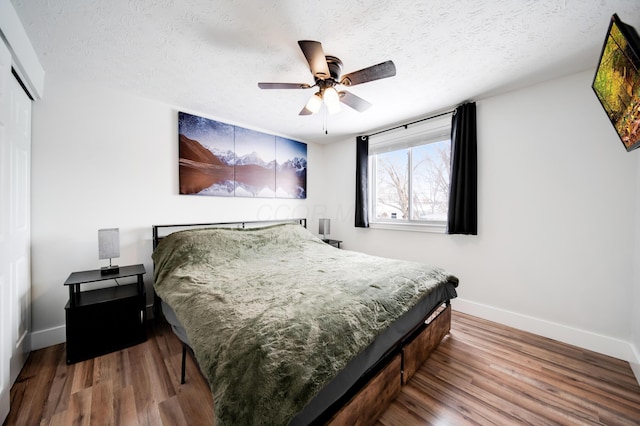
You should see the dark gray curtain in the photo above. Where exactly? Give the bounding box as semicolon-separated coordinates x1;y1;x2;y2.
447;102;477;235
355;135;369;228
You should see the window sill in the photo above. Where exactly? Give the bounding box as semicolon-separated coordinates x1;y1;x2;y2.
369;221;447;234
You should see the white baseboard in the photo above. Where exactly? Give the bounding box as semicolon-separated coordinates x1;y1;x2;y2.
630;344;640;386
452;298;640;366
29;324;66;351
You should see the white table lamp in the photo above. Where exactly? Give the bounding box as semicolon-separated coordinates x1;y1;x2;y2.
98;228;120;275
319;218;330;240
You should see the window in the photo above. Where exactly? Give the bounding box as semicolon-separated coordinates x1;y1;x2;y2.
369;114;452;232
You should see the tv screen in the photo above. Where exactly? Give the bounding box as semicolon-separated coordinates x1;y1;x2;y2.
592;14;640;152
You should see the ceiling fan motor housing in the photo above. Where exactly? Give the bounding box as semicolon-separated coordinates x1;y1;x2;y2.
324;55;343;81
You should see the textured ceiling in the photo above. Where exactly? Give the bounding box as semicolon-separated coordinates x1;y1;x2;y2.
10;0;640;144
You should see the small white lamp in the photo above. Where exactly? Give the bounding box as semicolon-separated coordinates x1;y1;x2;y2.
319;218;330;241
98;228;120;275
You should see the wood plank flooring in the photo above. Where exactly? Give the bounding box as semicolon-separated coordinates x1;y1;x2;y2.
5;320;214;426
5;311;640;425
378;312;640;425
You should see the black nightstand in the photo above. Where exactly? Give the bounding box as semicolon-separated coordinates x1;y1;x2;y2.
322;239;342;248
64;264;147;364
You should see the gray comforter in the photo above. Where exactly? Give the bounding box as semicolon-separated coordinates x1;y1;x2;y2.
152;223;457;425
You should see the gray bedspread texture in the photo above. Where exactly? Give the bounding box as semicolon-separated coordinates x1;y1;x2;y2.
152;223;457;425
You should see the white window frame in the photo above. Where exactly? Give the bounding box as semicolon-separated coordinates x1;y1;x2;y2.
368;113;452;233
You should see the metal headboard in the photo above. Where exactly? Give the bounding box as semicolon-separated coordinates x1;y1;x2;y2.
152;217;307;250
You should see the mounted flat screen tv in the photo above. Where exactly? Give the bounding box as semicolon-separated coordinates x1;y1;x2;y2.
592;14;640;152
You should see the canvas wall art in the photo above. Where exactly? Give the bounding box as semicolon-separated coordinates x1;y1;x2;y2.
178;112;307;199
592;14;640;151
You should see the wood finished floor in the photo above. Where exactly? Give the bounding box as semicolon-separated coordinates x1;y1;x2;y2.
5;311;640;425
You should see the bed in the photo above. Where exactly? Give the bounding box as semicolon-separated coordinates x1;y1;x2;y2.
151;219;458;425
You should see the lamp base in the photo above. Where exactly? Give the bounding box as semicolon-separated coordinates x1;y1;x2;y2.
100;265;120;275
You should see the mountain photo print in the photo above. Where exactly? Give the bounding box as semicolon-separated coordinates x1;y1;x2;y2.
178;112;307;198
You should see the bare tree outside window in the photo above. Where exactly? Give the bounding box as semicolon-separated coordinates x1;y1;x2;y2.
412;140;450;221
374;149;408;219
373;140;450;222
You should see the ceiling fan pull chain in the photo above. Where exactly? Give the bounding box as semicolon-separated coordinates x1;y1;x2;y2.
323;108;328;135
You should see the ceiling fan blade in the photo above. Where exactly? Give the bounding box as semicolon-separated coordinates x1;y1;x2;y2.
339;90;372;112
339;60;396;86
258;82;311;89
299;106;314;116
298;40;331;79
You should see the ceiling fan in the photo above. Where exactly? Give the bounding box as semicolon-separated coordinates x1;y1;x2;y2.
258;40;396;116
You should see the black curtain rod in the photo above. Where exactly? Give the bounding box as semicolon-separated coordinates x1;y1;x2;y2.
366;109;454;138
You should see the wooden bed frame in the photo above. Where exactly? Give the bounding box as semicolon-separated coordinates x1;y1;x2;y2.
328;303;451;425
151;218;453;425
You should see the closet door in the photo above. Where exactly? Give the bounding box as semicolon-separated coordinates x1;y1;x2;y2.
8;57;31;386
0;36;32;424
0;35;13;424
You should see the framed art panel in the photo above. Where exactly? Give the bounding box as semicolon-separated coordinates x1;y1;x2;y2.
276;137;307;199
234;127;276;197
178;112;235;196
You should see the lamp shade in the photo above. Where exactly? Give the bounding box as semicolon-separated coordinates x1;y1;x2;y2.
318;218;330;237
98;228;120;259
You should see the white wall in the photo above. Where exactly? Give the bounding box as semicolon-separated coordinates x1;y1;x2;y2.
323;69;640;363
632;153;640;379
30;69;640;366
30;74;327;348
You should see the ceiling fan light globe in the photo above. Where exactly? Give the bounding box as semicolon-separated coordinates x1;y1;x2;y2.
305;93;323;114
324;87;341;115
